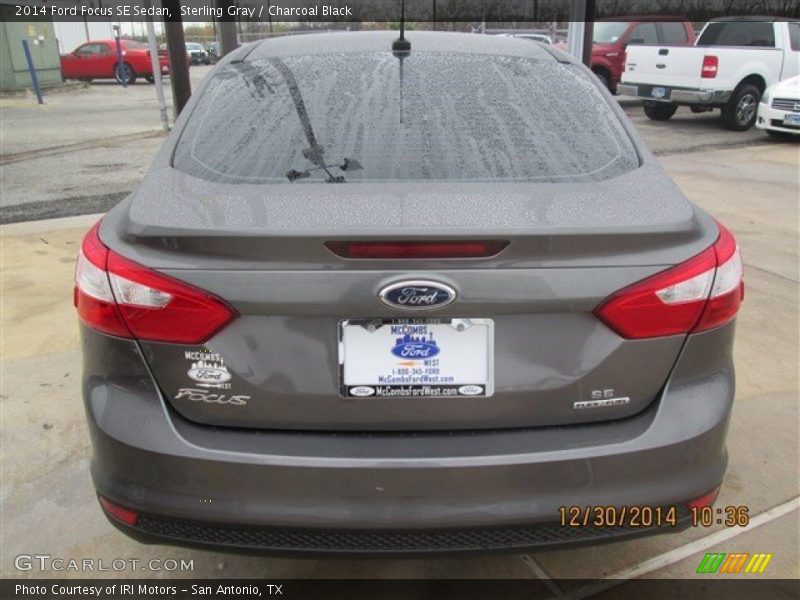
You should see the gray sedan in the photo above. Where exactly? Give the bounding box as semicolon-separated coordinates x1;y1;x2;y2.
74;31;744;554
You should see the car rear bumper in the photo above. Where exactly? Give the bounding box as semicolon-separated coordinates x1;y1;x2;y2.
618;83;731;105
756;102;800;135
105;504;694;556
83;324;735;554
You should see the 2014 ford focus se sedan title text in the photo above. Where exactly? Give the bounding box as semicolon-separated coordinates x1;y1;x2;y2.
75;32;744;554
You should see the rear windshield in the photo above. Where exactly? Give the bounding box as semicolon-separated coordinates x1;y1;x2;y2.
697;22;775;47
173;52;639;184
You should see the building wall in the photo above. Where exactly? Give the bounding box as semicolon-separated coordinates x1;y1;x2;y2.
0;10;62;91
53;21;115;54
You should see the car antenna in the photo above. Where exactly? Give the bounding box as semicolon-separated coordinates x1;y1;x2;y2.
392;0;411;123
392;0;411;56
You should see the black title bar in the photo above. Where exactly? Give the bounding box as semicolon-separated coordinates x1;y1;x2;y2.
1;0;799;23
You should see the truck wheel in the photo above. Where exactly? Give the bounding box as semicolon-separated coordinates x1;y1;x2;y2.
644;102;678;121
114;63;137;85
722;84;760;131
592;69;611;92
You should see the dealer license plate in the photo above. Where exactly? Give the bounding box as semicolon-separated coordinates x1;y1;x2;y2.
651;86;667;99
784;113;800;127
339;318;494;398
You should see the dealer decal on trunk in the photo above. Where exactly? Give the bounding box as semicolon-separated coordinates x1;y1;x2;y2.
184;350;232;389
176;350;251;407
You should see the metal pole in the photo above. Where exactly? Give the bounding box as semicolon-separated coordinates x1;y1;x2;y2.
163;0;191;115
21;40;43;104
113;24;126;87
216;0;239;56
143;0;169;130
582;0;596;67
268;1;273;34
566;0;586;62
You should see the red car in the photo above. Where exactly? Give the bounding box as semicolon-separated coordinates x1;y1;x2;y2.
556;17;696;93
61;39;169;85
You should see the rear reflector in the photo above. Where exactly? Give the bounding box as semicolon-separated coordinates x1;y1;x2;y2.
74;221;237;344
325;240;508;259
595;221;743;339
701;55;718;78
688;487;720;510
98;496;139;526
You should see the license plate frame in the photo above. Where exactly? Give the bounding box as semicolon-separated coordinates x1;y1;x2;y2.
338;318;494;399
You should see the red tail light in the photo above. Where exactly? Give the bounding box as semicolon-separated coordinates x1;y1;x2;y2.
595;222;743;339
74;222;237;344
325;240;508;259
99;496;138;526
701;55;718;78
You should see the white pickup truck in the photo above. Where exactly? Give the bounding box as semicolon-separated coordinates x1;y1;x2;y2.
619;17;800;130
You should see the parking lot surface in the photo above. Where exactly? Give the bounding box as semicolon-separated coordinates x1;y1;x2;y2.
1;131;797;590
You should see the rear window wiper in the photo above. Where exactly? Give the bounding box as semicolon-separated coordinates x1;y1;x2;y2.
286;157;362;183
267;56;363;183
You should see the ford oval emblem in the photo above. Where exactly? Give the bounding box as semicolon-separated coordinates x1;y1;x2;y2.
379;280;456;311
391;339;441;359
349;386;376;397
187;366;232;384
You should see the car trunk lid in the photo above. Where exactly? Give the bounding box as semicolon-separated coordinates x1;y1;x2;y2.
101;166;717;431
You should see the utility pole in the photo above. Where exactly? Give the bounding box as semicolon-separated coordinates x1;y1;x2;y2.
582;0;596;67
162;0;191;115
215;0;239;56
143;0;169;130
566;0;586;64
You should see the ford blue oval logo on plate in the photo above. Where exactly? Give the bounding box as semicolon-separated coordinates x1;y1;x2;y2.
379;280;456;311
339;318;494;399
390;332;441;359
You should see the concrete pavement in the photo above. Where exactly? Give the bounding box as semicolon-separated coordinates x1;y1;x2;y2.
1;143;797;588
0;66;208;156
0;68;212;224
